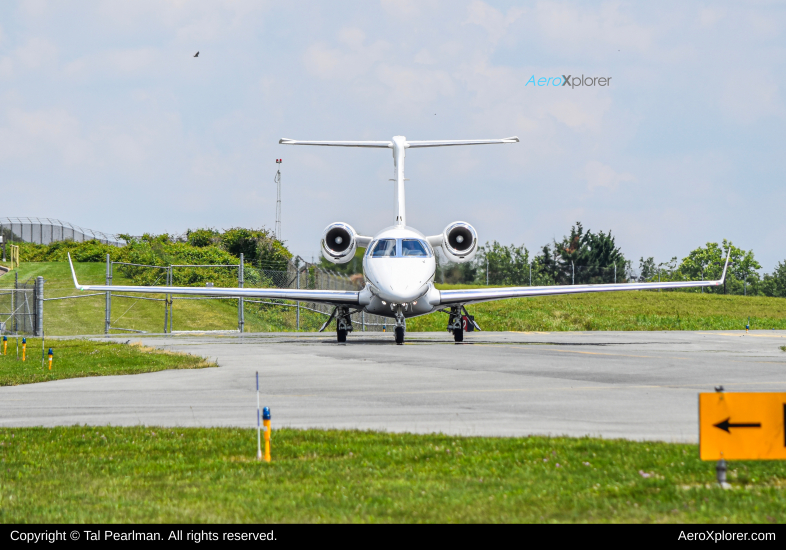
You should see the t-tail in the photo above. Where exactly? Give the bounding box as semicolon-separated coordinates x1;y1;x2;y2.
279;136;519;226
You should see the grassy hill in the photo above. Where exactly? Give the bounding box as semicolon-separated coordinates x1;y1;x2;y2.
0;262;327;335
412;284;786;332
2;263;785;335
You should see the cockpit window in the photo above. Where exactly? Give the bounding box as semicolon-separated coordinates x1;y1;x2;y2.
370;239;396;257
401;239;428;257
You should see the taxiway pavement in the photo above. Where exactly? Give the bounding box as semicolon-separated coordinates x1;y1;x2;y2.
1;330;785;442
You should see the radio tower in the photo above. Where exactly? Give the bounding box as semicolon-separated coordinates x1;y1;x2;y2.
274;159;282;240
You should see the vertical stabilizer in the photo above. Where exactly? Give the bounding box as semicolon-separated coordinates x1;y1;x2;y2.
391;136;406;226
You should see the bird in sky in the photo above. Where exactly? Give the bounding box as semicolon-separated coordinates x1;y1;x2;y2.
194;51;199;57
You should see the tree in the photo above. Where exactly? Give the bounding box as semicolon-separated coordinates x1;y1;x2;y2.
531;244;558;285
638;257;656;282
476;241;530;285
677;240;761;294
552;222;627;284
762;261;786;298
219;227;291;269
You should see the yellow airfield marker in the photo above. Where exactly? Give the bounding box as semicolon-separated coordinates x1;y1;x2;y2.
48;348;53;370
3;335;6;355
22;338;26;361
699;392;786;461
263;406;272;462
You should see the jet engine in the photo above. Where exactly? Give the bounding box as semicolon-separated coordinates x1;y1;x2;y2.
441;221;478;263
321;222;358;264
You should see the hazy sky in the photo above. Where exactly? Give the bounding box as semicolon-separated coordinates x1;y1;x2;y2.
1;1;784;271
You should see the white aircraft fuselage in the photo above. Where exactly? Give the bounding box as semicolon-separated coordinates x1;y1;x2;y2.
361;225;439;319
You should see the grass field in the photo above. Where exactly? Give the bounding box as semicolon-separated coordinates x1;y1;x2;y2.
0;263;327;335
1;427;784;523
2;263;786;334
0;338;215;386
412;285;786;332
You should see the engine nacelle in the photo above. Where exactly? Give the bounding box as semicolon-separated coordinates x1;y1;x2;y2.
321;222;358;264
441;221;478;263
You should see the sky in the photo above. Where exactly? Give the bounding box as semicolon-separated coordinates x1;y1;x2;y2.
1;1;784;271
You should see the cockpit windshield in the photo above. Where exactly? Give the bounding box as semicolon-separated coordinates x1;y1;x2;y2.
401;239;428;257
370;239;396;257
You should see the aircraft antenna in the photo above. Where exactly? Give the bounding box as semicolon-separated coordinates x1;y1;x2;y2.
274;159;282;241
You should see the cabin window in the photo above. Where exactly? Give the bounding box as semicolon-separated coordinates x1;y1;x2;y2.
401;239;428;257
370;239;397;257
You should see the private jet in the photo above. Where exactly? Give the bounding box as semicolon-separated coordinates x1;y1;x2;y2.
69;135;730;344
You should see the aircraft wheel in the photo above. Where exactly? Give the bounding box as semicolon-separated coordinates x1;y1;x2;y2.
453;327;464;343
337;328;347;343
394;327;405;345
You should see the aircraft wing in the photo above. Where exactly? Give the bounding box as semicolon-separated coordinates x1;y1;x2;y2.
439;250;731;306
68;254;360;306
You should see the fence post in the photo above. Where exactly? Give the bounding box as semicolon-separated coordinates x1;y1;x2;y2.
105;254;111;335
13;271;17;333
296;265;300;331
169;266;173;333
163;267;169;333
238;253;245;333
34;276;43;336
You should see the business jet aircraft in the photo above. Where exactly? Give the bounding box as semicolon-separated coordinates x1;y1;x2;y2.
68;135;730;344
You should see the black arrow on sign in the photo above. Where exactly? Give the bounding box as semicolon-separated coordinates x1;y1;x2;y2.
714;418;761;433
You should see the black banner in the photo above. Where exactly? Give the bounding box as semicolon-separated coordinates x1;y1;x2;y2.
1;524;783;545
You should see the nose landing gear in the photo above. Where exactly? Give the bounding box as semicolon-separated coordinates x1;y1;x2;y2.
394;308;406;345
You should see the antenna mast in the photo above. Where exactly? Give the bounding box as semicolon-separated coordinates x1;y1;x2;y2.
274;159;282;240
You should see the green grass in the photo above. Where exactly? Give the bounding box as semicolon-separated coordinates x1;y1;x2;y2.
408;285;786;332
0;338;215;386
781;346;786;352
0;263;328;335
3;264;786;334
1;427;784;523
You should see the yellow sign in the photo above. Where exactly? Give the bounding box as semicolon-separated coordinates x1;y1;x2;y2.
699;392;786;460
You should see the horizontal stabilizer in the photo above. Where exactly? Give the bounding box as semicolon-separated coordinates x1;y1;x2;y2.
279;136;519;149
279;138;391;148
406;137;519;148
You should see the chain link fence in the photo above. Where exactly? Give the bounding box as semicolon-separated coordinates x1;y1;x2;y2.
0;255;390;335
0;217;125;246
0;272;37;335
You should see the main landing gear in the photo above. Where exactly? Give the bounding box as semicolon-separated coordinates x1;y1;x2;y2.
323;306;353;343
447;305;479;343
447;306;463;343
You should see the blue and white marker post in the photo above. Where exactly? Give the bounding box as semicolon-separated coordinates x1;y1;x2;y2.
256;371;262;461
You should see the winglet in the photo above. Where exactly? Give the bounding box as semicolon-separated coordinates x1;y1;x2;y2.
720;248;731;284
67;253;81;289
